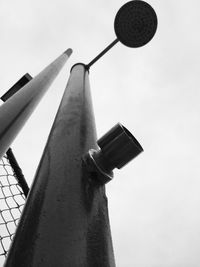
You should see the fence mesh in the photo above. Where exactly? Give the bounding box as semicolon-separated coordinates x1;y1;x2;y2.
0;152;27;264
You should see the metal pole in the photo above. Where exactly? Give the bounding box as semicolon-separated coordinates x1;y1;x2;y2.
4;64;115;267
86;39;119;69
0;49;72;160
1;73;32;102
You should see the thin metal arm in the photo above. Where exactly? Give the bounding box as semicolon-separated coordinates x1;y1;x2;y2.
86;38;119;69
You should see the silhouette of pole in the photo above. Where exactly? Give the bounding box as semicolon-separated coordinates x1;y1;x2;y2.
4;63;115;267
0;49;72;160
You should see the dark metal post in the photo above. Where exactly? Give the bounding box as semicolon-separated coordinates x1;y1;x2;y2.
4;64;115;267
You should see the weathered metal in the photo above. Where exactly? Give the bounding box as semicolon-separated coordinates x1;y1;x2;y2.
4;64;115;267
0;49;72;160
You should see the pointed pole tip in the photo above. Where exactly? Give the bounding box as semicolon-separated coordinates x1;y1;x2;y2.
64;48;73;57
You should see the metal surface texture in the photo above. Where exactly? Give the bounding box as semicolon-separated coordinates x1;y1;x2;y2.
4;64;115;267
0;49;72;160
114;0;158;47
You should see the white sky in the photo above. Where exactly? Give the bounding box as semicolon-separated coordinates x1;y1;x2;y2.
0;0;200;266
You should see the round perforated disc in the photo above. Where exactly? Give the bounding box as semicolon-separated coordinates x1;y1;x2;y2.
114;0;157;48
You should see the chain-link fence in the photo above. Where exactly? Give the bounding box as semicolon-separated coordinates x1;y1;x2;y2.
0;150;28;266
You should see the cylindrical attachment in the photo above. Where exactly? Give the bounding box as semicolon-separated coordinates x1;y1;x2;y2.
98;123;143;170
85;123;143;184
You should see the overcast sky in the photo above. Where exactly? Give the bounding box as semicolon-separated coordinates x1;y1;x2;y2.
1;0;200;266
